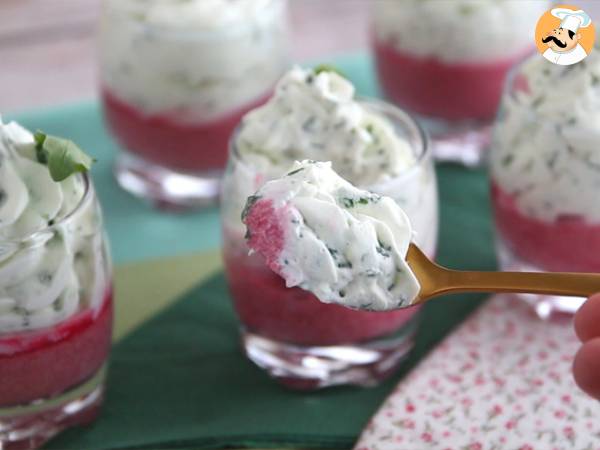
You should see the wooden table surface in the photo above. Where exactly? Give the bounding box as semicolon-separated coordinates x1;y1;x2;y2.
0;0;369;112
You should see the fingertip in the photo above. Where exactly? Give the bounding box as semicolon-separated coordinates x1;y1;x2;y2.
574;293;600;342
573;337;600;400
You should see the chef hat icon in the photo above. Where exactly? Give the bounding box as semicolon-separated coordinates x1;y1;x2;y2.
551;8;592;33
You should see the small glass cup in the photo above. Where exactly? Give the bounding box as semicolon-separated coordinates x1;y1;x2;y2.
370;0;548;166
98;0;289;209
489;57;598;319
221;99;438;389
0;175;113;449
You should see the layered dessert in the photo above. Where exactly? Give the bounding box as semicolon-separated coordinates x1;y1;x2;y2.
0;121;112;446
490;50;600;275
243;160;420;312
372;0;548;121
220;67;437;386
99;0;288;174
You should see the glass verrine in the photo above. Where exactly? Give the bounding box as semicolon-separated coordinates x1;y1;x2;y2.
98;0;289;209
370;0;548;165
489;54;600;319
0;174;113;450
221;99;438;389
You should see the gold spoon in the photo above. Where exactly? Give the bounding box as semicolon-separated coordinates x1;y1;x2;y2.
406;243;600;305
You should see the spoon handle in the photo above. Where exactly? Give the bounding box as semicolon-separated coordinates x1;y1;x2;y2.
442;269;600;298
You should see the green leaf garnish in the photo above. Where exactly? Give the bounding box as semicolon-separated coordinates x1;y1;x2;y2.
34;131;95;182
313;64;347;79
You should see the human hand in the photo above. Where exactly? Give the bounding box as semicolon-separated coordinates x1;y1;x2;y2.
573;293;600;399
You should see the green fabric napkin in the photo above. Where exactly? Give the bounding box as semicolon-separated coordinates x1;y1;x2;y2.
47;164;497;450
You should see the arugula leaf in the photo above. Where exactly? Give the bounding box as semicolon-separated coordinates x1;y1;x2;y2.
34;131;95;182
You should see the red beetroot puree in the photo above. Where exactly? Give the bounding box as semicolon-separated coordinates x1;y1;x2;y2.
102;88;270;173
226;199;418;347
491;182;600;273
372;37;532;121
0;289;113;407
224;252;419;346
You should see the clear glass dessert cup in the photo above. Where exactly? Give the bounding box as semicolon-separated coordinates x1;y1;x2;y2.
221;100;439;389
98;0;289;209
0;175;113;450
489;61;597;319
369;2;541;166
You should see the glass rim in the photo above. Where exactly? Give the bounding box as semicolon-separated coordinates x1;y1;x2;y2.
502;52;538;102
228;96;432;189
100;0;287;40
1;173;93;245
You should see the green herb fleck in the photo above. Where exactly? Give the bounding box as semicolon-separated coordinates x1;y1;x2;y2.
34;131;95;182
501;154;515;167
287;167;305;176
313;64;346;78
241;194;261;221
342;197;355;208
532;96;545;108
458;4;475;15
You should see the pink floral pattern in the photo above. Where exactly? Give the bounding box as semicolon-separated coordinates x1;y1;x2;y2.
355;295;600;450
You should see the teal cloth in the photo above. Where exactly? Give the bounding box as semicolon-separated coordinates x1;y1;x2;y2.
5;52;379;265
46;165;496;450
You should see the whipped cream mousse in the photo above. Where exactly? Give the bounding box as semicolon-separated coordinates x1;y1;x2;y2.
242;161;420;311
99;0;288;196
372;0;549;121
223;66;438;255
0;120;112;429
491;48;600;274
220;66;437;388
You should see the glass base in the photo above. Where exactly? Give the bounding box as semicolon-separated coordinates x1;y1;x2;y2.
0;364;106;450
114;152;221;211
241;316;419;390
496;238;585;319
417;115;492;167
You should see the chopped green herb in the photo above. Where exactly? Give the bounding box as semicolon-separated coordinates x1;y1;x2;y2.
458;4;475;15
313;64;346;78
287;167;305;176
365;269;378;278
376;246;390;258
341;197;355;208
337;261;353;269
502;154;515;167
34;131;95;182
241;194;261;221
531;96;545;108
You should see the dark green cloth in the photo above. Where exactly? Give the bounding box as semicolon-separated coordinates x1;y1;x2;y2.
47;164;497;450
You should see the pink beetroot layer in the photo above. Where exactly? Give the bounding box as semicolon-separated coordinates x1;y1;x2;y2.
223;243;419;347
491;182;600;273
0;289;113;407
372;37;532;121
101;88;270;173
244;198;288;276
